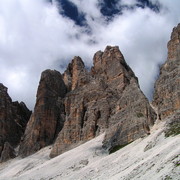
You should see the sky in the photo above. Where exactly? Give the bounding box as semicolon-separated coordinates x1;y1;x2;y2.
0;0;180;110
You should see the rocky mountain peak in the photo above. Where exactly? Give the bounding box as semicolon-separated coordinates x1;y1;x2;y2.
168;23;180;60
63;56;89;91
50;46;155;158
153;24;180;119
19;70;67;157
0;46;156;161
0;83;8;93
1;23;180;168
92;46;137;90
93;46;124;70
0;84;31;162
37;69;67;99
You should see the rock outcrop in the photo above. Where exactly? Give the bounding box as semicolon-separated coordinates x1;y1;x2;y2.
50;46;155;157
0;83;31;161
19;70;67;157
153;23;180;119
1;24;180;162
0;142;16;162
63;56;90;91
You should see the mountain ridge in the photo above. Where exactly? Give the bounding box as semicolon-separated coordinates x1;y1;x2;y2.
0;23;179;180
16;45;155;158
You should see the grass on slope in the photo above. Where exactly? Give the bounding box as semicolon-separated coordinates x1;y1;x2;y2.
165;122;180;137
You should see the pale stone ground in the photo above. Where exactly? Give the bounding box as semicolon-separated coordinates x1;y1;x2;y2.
0;120;179;180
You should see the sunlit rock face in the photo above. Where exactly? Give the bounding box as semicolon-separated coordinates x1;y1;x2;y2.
0;83;31;162
50;46;155;158
153;24;180;119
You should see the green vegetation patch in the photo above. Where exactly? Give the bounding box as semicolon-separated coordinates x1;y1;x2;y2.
165;122;180;137
164;175;173;180
136;112;144;118
109;142;132;154
174;161;180;167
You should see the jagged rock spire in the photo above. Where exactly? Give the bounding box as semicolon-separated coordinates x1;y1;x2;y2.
19;70;67;157
63;56;89;91
153;23;180;119
50;46;155;157
0;83;31;162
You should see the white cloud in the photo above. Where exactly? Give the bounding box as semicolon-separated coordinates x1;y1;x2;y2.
0;0;180;109
120;0;137;6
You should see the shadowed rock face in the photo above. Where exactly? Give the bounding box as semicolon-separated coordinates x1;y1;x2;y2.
50;46;155;157
0;83;31;161
19;70;67;157
0;142;16;162
153;24;180;119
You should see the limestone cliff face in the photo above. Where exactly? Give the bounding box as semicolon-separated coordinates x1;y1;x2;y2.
153;24;180;119
19;70;67;157
0;83;31;162
50;46;155;157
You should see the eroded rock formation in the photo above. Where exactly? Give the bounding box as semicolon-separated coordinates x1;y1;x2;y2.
63;56;89;91
153;23;180;119
0;83;31;162
1;24;180;162
0;142;16;162
50;46;155;157
1;46;156;160
19;70;67;157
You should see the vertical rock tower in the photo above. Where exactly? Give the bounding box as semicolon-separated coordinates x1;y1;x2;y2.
153;24;180;119
19;70;67;157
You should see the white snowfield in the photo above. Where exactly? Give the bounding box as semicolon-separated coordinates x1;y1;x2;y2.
0;120;179;180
